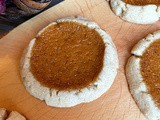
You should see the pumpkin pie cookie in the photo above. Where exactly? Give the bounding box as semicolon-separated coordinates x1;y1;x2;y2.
20;17;119;107
126;30;160;120
109;0;160;24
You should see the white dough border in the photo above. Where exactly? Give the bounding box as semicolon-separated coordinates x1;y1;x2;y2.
126;30;160;120
109;0;160;24
20;17;119;107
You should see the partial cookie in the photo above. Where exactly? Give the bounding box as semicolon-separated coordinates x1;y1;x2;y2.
126;30;160;120
0;108;26;120
20;17;119;107
109;0;160;24
6;111;26;120
0;108;8;120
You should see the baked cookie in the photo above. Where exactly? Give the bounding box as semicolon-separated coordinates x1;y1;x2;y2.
0;108;7;120
126;30;160;120
109;0;160;24
7;111;26;120
0;108;26;120
20;17;119;107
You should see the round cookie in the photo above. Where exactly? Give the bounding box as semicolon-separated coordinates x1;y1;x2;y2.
109;0;160;24
126;30;160;120
20;17;119;107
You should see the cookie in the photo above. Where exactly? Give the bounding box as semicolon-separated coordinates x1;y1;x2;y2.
126;30;160;120
109;0;160;24
21;17;119;107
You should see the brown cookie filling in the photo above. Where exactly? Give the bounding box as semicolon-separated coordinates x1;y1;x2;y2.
140;39;160;107
30;21;105;90
123;0;160;5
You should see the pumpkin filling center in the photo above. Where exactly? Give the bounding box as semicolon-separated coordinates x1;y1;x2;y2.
123;0;160;5
140;39;160;107
30;21;105;90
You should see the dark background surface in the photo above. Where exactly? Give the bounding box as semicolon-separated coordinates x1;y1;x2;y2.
0;0;64;34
